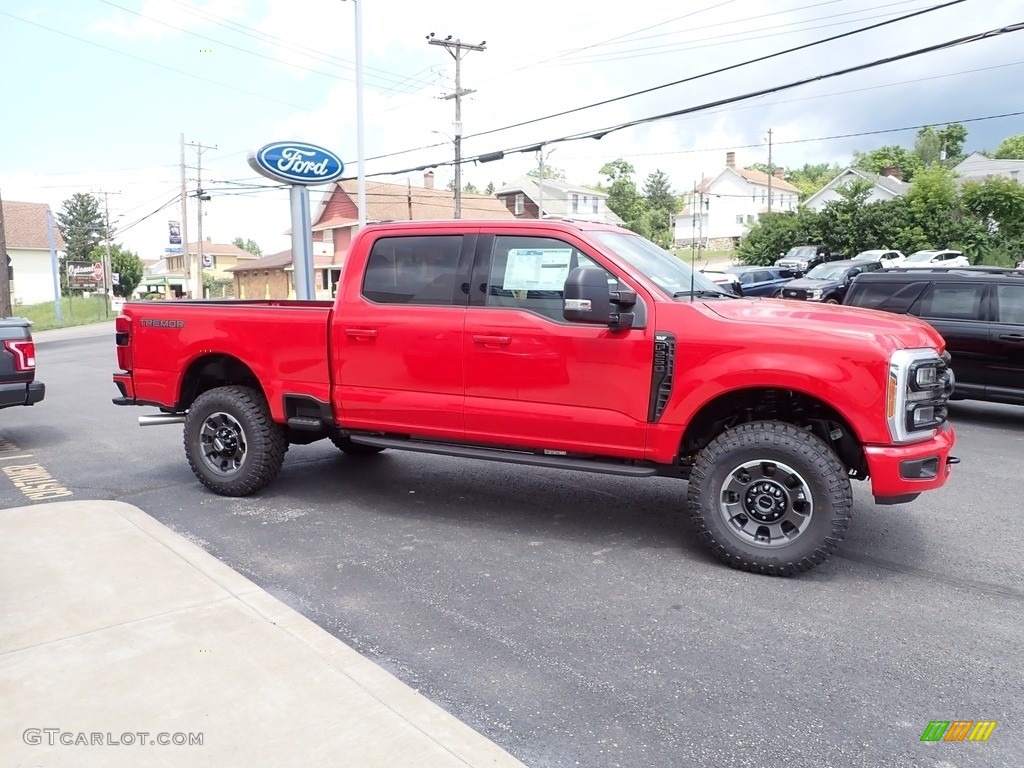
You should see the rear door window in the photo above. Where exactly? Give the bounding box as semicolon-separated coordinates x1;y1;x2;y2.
916;284;985;321
362;235;464;305
995;284;1024;325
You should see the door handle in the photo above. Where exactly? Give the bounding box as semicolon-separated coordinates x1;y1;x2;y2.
473;334;511;346
998;333;1024;342
344;328;378;339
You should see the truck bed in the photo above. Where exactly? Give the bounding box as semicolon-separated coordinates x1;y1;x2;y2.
121;300;334;419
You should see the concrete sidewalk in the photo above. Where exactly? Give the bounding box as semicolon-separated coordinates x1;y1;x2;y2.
0;501;527;768
32;320;116;344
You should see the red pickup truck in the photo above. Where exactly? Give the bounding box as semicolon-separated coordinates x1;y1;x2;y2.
113;220;957;576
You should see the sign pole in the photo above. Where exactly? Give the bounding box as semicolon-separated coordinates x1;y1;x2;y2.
289;186;314;300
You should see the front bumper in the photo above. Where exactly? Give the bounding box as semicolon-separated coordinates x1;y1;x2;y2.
864;423;956;501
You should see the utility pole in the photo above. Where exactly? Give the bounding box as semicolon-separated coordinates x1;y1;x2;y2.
766;128;774;215
0;188;12;318
186;140;217;298
427;33;486;219
536;146;556;220
95;189;121;317
179;133;192;298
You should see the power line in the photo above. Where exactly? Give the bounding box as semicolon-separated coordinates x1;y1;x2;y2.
356;0;971;168
460;0;968;143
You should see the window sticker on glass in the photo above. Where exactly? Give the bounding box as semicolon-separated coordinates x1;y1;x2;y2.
503;248;573;291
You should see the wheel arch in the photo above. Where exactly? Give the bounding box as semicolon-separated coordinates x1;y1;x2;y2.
178;354;263;411
679;386;868;478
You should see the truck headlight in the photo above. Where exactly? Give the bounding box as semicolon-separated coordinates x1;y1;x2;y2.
887;350;952;443
808;289;822;300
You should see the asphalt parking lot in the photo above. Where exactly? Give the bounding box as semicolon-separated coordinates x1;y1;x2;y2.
2;329;1020;767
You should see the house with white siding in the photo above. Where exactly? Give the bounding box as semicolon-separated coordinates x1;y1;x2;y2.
952;152;1024;184
673;152;800;250
2;200;64;307
802;167;909;211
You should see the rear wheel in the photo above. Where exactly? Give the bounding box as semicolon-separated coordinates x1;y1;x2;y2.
687;421;852;576
183;385;288;496
330;435;385;456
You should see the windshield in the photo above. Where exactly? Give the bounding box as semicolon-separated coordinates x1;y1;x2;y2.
852;251;881;261
804;263;851;280
782;246;817;261
591;231;723;296
905;251;936;262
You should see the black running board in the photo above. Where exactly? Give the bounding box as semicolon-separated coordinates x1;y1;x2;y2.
348;435;659;477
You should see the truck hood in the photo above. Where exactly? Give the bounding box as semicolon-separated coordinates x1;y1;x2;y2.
698;298;944;353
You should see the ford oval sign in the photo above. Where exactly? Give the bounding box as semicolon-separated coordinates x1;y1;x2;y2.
247;141;345;185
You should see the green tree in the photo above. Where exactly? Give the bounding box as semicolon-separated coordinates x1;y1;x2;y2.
852;145;922;183
599;159;647;233
232;237;262;256
736;208;823;265
57;192;106;261
914;127;943;168
784;163;842;200
642;170;677;212
484;182;495;195
527;164;567;181
905;166;987;255
91;243;143;297
961;177;1024;240
993;134;1024;159
937;123;967;164
463;182;480;194
817;179;875;256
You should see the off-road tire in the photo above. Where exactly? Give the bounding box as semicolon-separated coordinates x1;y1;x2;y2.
824;297;840;305
183;385;288;496
687;421;852;576
330;435;385;456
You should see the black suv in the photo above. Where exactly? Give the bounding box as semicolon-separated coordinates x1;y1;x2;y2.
844;267;1024;406
780;260;882;304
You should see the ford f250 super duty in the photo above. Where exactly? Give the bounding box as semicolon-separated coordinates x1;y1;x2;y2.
112;220;957;576
1;317;44;410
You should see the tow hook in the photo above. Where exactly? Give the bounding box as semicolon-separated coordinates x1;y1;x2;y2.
946;456;961;465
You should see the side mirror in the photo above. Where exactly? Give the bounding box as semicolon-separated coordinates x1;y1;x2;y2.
563;267;633;330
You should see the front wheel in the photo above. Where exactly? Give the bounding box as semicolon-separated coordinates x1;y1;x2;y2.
823;297;840;304
686;421;852;576
183;385;288;496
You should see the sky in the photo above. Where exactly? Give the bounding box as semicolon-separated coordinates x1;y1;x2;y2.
1;0;1022;260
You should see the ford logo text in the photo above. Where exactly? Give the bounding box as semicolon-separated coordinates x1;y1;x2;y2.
247;141;345;185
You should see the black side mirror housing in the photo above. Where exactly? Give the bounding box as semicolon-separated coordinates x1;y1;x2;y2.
563;267;634;330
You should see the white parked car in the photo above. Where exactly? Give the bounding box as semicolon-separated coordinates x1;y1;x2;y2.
901;249;969;268
851;249;904;268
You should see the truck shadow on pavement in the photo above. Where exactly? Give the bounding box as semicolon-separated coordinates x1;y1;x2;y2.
269;445;931;581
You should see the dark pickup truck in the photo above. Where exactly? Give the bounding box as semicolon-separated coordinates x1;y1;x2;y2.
0;318;44;410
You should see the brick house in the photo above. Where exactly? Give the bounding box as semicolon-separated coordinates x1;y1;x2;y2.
2;200;65;307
